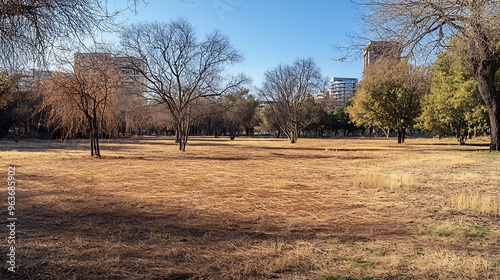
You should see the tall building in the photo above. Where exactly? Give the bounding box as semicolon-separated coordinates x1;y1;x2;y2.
363;41;402;69
74;52;146;87
326;77;358;107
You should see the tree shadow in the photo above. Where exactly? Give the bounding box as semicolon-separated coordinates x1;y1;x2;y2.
9;193;417;279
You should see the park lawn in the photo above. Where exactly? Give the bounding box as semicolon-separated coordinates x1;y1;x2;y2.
1;136;499;279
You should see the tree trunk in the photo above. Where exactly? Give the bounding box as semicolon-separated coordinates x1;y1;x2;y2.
89;121;95;157
177;120;190;152
487;106;500;151
380;127;390;138
397;128;406;144
289;128;298;144
90;131;94;157
90;119;101;157
94;133;100;157
475;64;500;151
178;132;188;152
175;130;180;143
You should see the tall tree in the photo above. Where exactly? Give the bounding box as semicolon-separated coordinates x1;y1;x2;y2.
120;19;247;151
348;59;429;143
260;58;325;144
357;0;500;150
38;53;122;157
419;51;489;144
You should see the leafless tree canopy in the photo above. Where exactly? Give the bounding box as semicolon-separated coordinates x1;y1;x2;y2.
0;0;126;67
359;0;500;59
260;58;325;143
120;18;247;151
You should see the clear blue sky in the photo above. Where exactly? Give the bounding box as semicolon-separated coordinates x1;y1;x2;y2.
107;0;364;89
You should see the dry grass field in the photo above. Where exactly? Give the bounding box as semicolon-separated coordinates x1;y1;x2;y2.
1;136;499;279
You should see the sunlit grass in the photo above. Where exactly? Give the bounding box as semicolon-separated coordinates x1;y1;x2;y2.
352;169;418;191
449;190;500;217
1;136;499;279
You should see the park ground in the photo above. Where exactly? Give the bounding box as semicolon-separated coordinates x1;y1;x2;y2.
0;136;499;279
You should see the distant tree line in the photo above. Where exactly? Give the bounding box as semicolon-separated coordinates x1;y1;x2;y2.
3;43;494;154
1;0;499;156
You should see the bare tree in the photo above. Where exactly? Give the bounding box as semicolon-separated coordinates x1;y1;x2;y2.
119;18;247;151
260;58;325;143
38;53;123;157
356;0;500;150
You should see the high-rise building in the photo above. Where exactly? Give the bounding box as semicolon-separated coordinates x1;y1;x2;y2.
74;52;146;87
326;77;358;107
363;41;402;69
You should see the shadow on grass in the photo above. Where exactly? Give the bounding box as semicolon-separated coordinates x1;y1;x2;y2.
8;193;415;280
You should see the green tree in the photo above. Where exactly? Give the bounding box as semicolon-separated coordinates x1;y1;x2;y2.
418;52;489;144
348;59;429;143
330;101;357;137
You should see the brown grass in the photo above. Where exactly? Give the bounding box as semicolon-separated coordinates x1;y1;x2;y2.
1;136;499;279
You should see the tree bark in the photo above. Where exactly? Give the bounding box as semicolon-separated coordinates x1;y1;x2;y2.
90;119;101;157
289;128;298;144
486;102;500;151
94;132;100;157
476;68;500;151
177;120;189;152
178;132;188;152
90;131;94;157
397;128;406;144
89;121;95;157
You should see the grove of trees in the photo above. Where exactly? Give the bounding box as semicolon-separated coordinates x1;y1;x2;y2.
358;0;500;150
0;72;23;136
419;51;489;144
2;1;500;155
